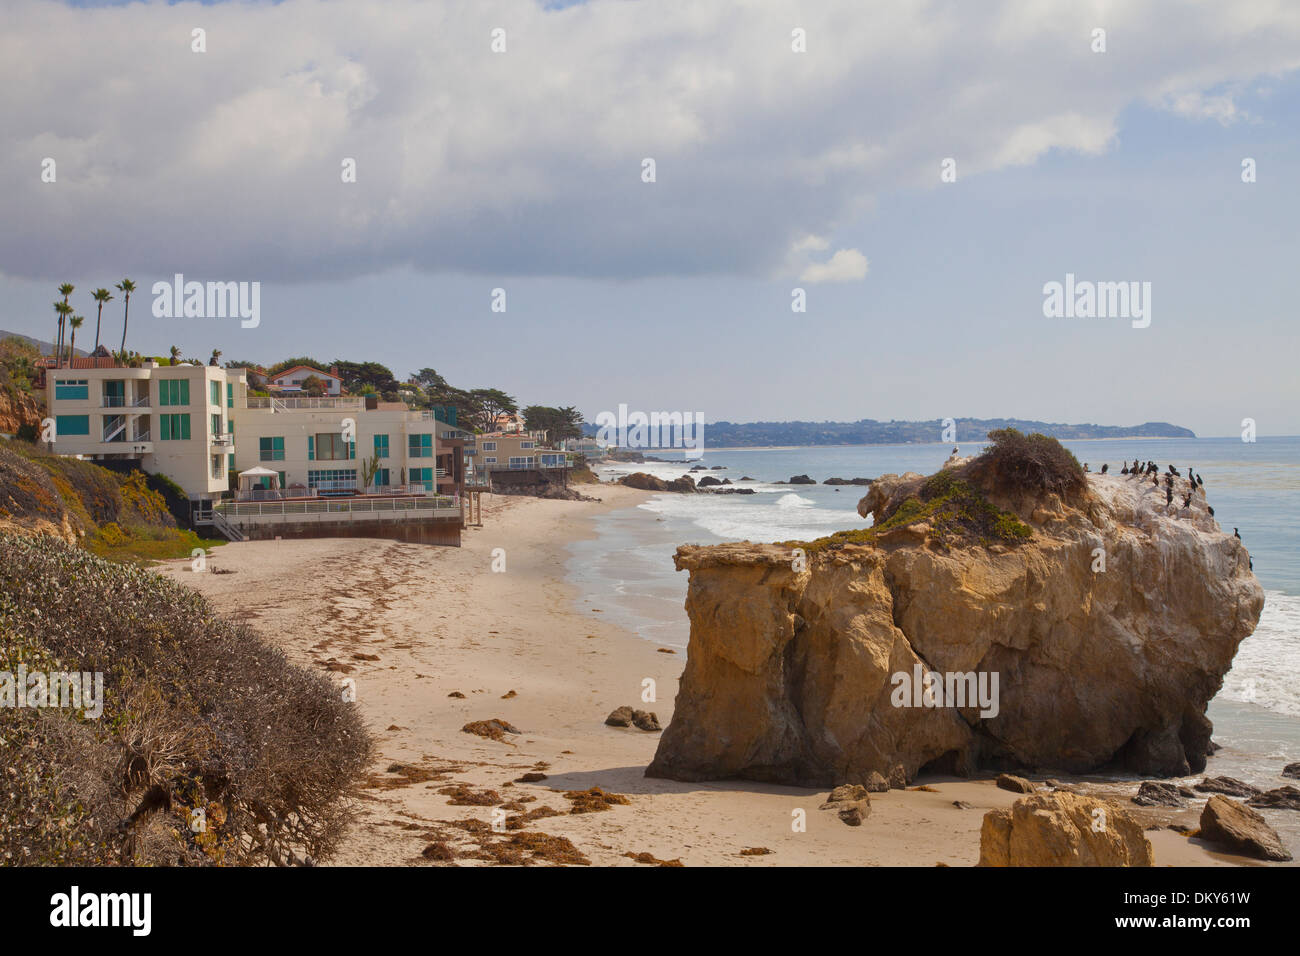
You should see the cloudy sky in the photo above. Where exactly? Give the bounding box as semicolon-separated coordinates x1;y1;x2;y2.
3;0;1299;435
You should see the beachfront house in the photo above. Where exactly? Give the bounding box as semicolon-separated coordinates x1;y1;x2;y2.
41;360;466;544
267;364;343;396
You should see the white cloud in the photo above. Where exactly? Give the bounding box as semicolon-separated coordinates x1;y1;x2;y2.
1;0;1299;282
799;248;869;283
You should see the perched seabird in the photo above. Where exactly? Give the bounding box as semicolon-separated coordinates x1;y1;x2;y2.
1101;463;1109;474
1084;463;1090;473
1197;474;1204;487
1250;557;1254;571
1208;505;1215;517
1121;465;1129;475
1166;487;1174;505
1234;527;1241;540
1183;493;1193;508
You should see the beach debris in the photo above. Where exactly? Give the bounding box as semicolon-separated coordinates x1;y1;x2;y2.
820;784;872;826
506;806;564;829
501;689;517;699
657;647;675;654
438;785;503;806
979;792;1153;867
1198;795;1293;861
952;800;974;809
421;841;457;861
605;706;635;727
1246;785;1300;811
447;691;465;698
351;652;380;661
624;851;684;867
516;771;548;783
461;718;522;741
1132;781;1194;807
1194;776;1261;798
563;786;630;814
995;774;1036;794
909;784;939;792
739;847;772;856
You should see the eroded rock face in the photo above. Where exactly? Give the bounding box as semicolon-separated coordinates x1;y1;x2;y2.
979;792;1153;867
646;471;1263;786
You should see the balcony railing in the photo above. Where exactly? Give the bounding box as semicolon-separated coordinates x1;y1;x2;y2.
217;495;460;519
100;393;151;408
246;396;364;411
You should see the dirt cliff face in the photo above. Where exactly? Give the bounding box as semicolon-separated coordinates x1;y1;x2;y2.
0;388;42;435
647;469;1263;785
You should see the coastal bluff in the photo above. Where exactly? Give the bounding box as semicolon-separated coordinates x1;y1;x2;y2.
647;461;1264;786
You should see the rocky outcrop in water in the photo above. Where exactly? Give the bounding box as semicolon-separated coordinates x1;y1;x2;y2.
646;462;1263;786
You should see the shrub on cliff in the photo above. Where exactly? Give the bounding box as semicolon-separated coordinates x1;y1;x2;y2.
972;428;1086;502
0;535;372;865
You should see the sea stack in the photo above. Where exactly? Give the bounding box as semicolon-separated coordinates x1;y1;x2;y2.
647;456;1262;786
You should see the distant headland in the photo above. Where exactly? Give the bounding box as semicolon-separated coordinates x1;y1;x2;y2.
609;418;1197;448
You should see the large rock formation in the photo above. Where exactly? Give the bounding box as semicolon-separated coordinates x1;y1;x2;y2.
647;463;1263;785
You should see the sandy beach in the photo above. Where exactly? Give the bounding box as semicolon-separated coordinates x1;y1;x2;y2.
156;486;1259;867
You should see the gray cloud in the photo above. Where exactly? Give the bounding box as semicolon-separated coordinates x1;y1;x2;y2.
3;0;1299;282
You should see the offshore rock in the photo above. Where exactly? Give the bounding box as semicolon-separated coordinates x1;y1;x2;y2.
646;469;1263;786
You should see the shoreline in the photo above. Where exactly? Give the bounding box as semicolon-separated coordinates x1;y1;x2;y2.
156;488;1279;866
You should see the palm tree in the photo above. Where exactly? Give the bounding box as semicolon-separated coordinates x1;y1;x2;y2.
68;315;84;364
53;301;73;367
91;288;113;351
209;348;222;367
169;345;181;365
115;279;136;355
57;283;74;364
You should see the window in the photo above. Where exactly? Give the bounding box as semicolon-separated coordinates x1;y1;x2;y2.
540;454;565;467
315;433;350;461
226;383;233;409
211;413;222;436
484;456;497;464
210;381;220;406
508;456;532;468
375;468;390;487
374;434;390;459
159;413;191;441
408;433;433;458
228;453;235;470
307;469;357;490
520;441;534;449
211;456;223;479
55;414;89;436
54;379;89;401
481;441;497;451
159;379;189;406
410;467;433;491
307;435;314;460
259;436;285;461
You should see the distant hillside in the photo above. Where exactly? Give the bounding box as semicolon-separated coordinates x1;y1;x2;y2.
0;328;86;357
583;417;1195;447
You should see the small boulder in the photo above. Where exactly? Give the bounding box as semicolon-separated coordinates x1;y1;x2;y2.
787;474;815;485
979;792;1153;867
864;771;890;793
1194;776;1261;798
605;706;635;727
996;773;1036;794
632;710;662;732
1282;762;1300;780
697;475;722;487
820;784;871;826
1132;781;1190;807
1198;795;1293;861
1246;785;1300;811
888;765;908;789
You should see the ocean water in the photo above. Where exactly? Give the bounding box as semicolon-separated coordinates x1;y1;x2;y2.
567;436;1300;796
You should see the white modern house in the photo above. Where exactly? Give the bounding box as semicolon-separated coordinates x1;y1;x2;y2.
42;360;466;544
